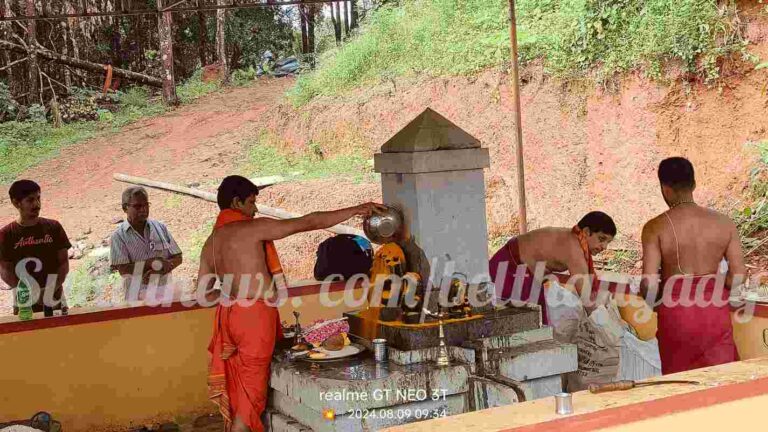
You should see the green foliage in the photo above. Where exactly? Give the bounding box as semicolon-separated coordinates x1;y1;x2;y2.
97;109;114;123
601;249;640;273
108;103;166;129
488;235;512;254
0;78;211;184
735;140;768;251
66;256;121;308
224;8;295;69
0;82;17;121
28;104;47;122
177;69;221;104
521;0;734;79
291;0;744;105
0;121;95;183
145;50;159;61
243;130;374;183
232;67;258;86
118;86;151;108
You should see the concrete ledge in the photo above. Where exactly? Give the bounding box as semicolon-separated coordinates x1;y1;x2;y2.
381;358;768;432
510;375;564;401
471;378;520;411
271;391;468;432
389;346;476;368
462;327;554;351
268;411;312;432
374;148;490;173
493;340;578;382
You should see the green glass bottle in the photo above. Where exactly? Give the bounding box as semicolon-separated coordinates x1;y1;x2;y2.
16;280;33;321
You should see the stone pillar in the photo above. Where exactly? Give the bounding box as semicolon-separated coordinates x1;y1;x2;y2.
374;108;491;288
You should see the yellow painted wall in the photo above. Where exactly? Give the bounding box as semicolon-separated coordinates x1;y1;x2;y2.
731;308;768;360
0;289;364;431
605;393;768;432
0;307;216;431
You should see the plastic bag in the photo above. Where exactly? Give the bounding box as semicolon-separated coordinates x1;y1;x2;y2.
618;332;662;381
566;298;624;391
547;281;662;389
545;281;584;343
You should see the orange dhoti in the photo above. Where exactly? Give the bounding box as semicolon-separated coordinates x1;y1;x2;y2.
208;301;283;432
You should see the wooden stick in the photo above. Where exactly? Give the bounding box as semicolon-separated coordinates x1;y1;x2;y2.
113;173;368;239
508;0;528;234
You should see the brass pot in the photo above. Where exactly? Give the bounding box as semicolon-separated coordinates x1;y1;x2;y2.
364;205;404;244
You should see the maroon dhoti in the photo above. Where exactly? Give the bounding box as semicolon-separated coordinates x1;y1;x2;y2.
489;237;549;325
656;275;739;375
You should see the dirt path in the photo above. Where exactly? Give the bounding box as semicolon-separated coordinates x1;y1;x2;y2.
0;79;294;314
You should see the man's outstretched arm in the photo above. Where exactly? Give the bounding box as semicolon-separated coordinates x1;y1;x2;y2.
252;202;387;241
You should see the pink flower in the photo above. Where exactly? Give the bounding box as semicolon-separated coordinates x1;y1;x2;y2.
304;320;350;345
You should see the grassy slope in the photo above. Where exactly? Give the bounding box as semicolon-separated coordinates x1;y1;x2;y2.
0;70;226;184
289;0;747;106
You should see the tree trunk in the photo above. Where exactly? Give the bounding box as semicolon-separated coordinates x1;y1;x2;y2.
23;0;40;105
343;1;350;38
67;1;83;86
1;0;13;81
216;0;228;80
197;0;206;66
156;0;178;104
110;27;122;68
0;40;164;87
332;2;341;46
351;0;358;30
61;14;72;88
308;5;316;55
299;4;308;54
229;43;241;71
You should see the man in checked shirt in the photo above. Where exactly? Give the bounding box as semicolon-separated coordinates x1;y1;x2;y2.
110;186;183;303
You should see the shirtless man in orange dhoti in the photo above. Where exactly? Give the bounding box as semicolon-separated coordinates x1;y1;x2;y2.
197;175;384;432
640;157;746;375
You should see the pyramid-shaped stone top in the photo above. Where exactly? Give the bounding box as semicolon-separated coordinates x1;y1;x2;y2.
381;108;480;153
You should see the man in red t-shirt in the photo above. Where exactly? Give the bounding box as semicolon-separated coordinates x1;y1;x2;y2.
0;180;71;317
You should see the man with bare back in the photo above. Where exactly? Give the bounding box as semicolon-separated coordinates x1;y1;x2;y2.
197;175;384;432
489;211;617;325
640;157;746;374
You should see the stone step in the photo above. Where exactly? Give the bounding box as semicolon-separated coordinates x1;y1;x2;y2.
270;390;468;432
268;411;312;432
508;374;564;401
470;377;520;411
490;340;578;382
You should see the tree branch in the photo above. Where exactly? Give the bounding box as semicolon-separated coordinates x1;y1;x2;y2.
0;39;163;87
0;56;27;71
40;70;68;92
